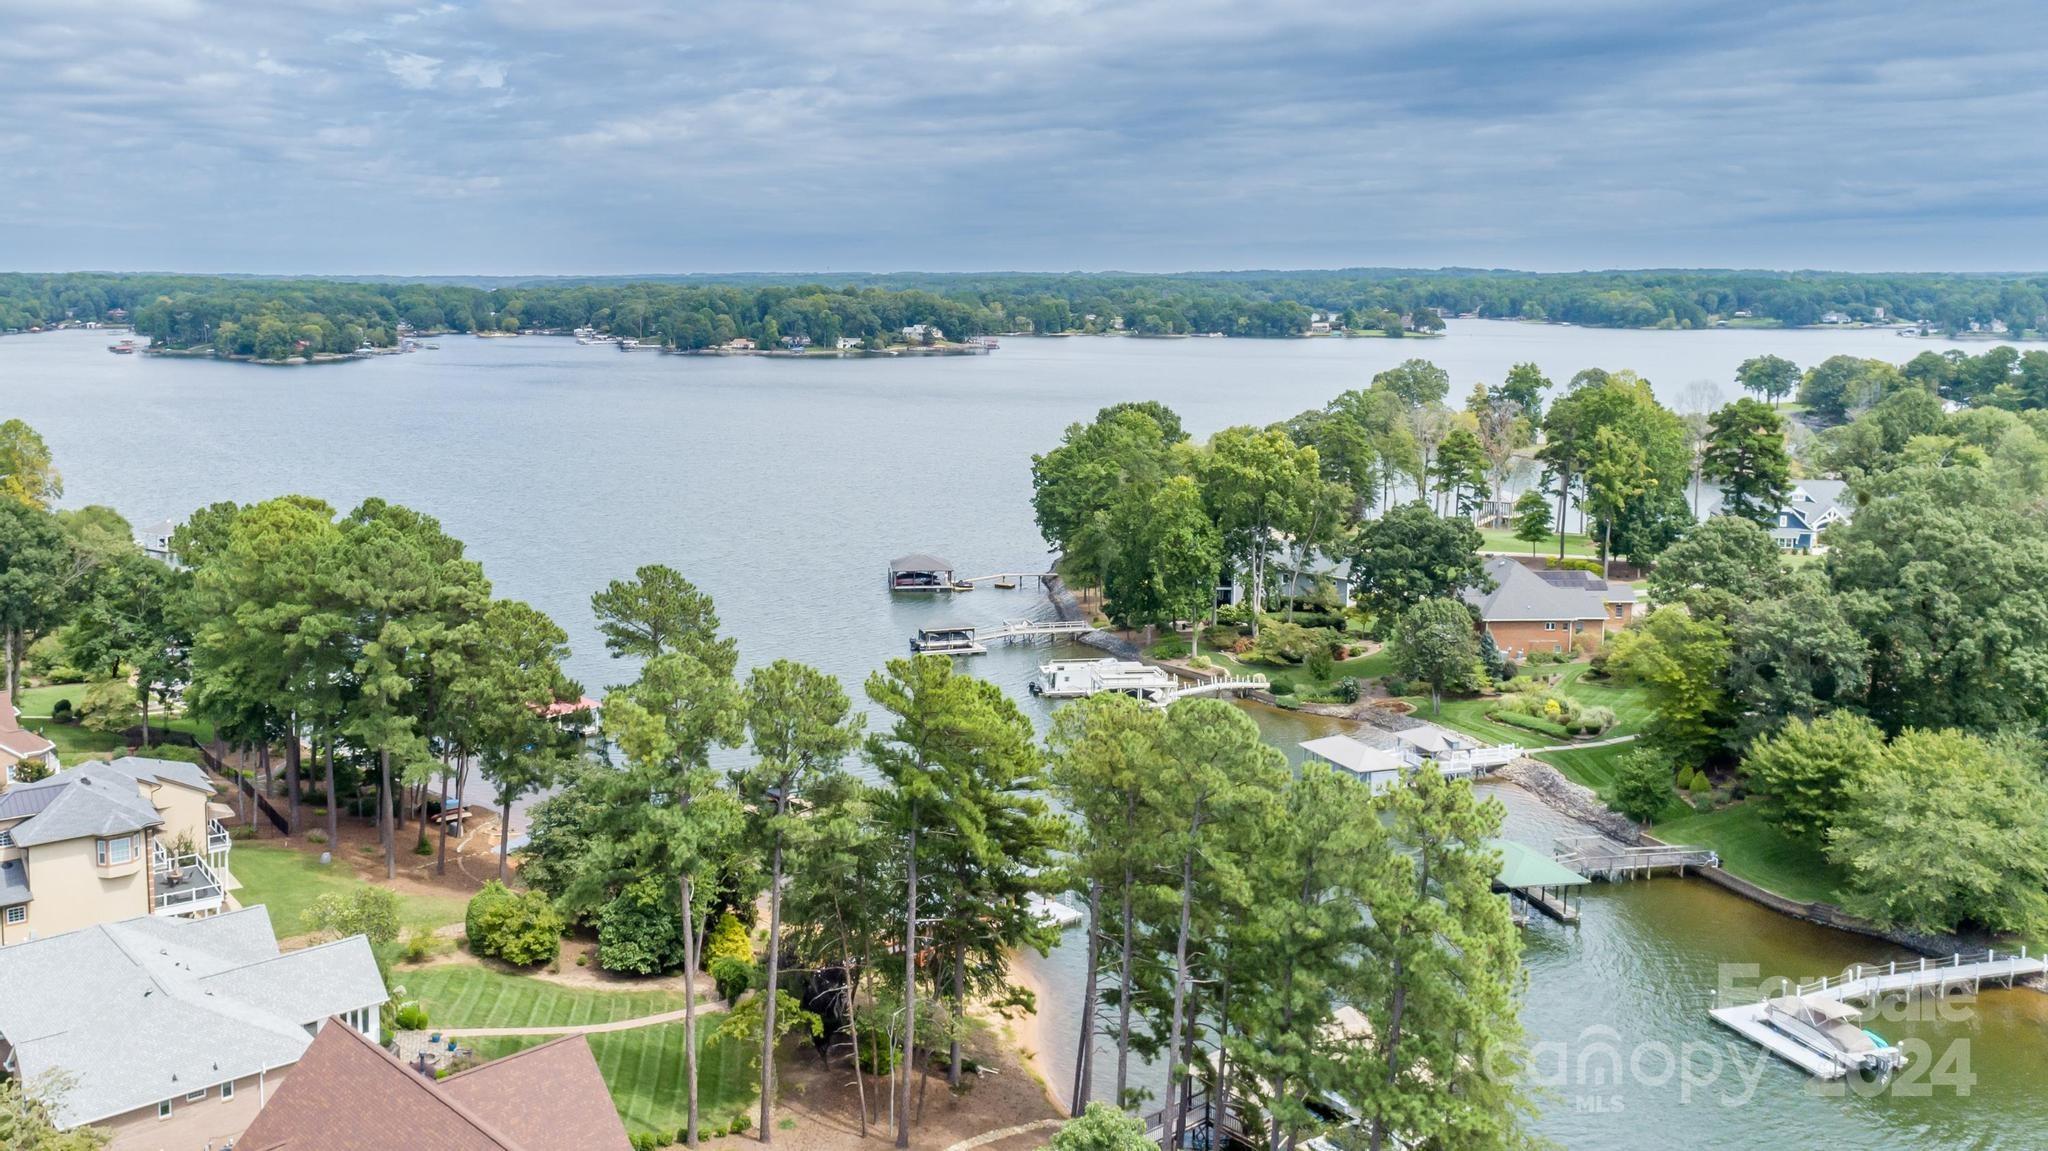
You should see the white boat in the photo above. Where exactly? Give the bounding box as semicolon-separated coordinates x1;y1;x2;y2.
1031;659;1176;700
1762;995;1905;1075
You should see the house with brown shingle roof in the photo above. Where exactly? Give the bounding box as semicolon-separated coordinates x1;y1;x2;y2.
238;1018;630;1151
0;690;58;780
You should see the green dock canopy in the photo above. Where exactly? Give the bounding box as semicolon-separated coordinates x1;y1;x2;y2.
1490;838;1590;890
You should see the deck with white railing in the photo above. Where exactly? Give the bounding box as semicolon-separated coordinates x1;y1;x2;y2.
152;840;227;916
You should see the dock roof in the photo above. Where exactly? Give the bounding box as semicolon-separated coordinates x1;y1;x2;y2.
889;552;953;572
1298;734;1403;776
1489;837;1590;890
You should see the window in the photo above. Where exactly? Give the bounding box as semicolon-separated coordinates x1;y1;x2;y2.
0;829;13;847
1543;621;1559;631
185;1088;207;1102
5;907;22;926
158;1100;173;1120
220;1080;234;1102
97;836;135;866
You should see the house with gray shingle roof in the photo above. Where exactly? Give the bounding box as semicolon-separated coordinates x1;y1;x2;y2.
0;906;386;1149
1693;480;1856;553
0;756;238;946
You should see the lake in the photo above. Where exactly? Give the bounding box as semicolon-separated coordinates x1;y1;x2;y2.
7;320;2040;1148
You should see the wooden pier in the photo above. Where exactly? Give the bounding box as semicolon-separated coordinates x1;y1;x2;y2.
910;618;1093;655
1143;673;1270;708
956;571;1059;589
1553;835;1717;880
1710;947;2046;1079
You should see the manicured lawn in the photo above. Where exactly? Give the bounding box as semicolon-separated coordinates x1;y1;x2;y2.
14;679;218;760
1402;663;1654;748
1478;526;1596;557
231;841;470;937
401;964;697;1029
14;682;93;716
470;1024;756;1137
1534;741;1638;794
1651;802;1849;906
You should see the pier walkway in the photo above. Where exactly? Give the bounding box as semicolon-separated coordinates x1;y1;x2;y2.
1553;835;1717;880
1710;947;2046;1079
1144;673;1270;707
911;619;1093;655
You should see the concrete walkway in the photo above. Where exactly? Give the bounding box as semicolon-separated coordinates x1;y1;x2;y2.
941;1117;1067;1151
1532;732;1639;752
422;998;725;1040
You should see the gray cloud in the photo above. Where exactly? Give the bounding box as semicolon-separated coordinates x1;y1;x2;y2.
1;0;2043;272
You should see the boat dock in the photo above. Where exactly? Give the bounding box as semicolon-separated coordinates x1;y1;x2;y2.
1032;658;1178;699
910;618;1094;655
887;551;1058;593
1709;947;2046;1079
1143;673;1270;708
1490;838;1589;924
1553;835;1717;880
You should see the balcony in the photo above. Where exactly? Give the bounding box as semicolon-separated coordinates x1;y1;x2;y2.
152;847;225;917
207;819;231;855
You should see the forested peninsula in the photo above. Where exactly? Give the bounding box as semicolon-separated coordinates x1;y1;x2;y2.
5;268;2047;361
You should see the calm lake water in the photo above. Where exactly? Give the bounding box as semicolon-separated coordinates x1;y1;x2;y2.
7;321;2041;1148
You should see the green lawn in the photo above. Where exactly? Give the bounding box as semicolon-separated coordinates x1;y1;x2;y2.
1403;663;1654;749
401;964;698;1029
470;1024;756;1137
231;841;470;937
1478;526;1596;557
14;680;218;760
1651;802;1849;906
1533;741;1639;794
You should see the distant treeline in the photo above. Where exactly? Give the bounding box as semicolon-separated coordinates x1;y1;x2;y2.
3;268;2046;357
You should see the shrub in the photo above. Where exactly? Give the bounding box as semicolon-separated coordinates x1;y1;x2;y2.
50;699;72;722
75;681;138;733
1487;710;1574;740
400;928;436;964
1576;706;1617;735
1610;749;1676;825
631;1132;658;1151
465;880;564;967
1546;556;1605;575
707;911;753;967
306;830;328;845
302;886;402;946
1146;635;1189;660
598;877;686;974
1305;648;1335;681
1246;621;1337;665
1333;677;1361;704
394;1001;430;1030
710;955;754;1004
1688;770;1712;794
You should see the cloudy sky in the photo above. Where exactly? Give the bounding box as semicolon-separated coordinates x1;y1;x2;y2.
3;0;2044;275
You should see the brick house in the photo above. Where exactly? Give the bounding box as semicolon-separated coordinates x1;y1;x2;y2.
1462;557;1636;658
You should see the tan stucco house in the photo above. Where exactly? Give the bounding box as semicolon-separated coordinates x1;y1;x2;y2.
0;906;386;1151
0;755;237;945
